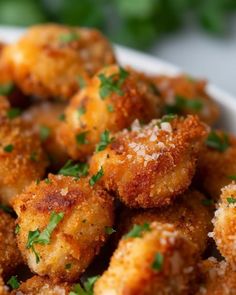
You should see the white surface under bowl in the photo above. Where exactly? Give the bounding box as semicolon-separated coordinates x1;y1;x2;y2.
0;26;235;133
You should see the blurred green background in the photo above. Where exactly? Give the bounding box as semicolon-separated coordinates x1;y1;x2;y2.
0;0;235;49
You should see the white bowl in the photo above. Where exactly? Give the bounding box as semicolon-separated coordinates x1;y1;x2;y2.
0;26;235;132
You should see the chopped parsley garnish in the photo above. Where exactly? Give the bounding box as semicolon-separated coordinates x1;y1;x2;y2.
0;204;14;214
76;132;88;145
201;198;214;206
15;224;20;234
98;67;129;100
0;82;14;96
58;113;65;121
165;95;203;114
152;253;164;271
205;131;229;152
7;276;20;289
107;104;114;112
44;178;51;184
227;197;236;204
89;167;104;186
77;107;86;119
161;114;176;123
59;31;80;43
124;223;150;238
149;83;161;96
26;211;64;263
7;108;21;119
228;175;236;180
58;160;88;178
77;76;86;89
95;130;113;152
3;144;14;153
39;126;51;142
35;179;40;185
105;226;116;235
69;276;99;295
30;151;38;162
65;263;72;270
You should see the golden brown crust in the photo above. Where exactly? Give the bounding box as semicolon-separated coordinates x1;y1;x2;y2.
0;211;23;278
153;75;219;125
57;65;162;160
10;275;71;295
94;222;199;295
89;115;208;208
117;190;213;253
3;24;116;100
0;268;8;295
196;130;236;200
13;175;114;282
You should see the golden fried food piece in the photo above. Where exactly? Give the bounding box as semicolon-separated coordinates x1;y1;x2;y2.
89;115;208;208
0;210;23;278
10;276;71;295
22;102;68;169
13;175;114;282
153;75;219;125
118;190;213;253
3;24;116;100
0;114;48;205
213;183;236;266
0;269;8;295
94;222;199;295
196;258;236;295
57;65;162;160
196;130;236;201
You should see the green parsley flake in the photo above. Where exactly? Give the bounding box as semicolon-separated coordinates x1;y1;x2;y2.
65;263;72;270
58;160;88;178
7;276;20;290
15;224;20;234
26;211;64;263
0;82;14;96
165;95;203;114
58;113;65;121
95;130;113;152
152;252;164;271
201;198;214;206
228;175;236;180
44;178;51;184
205;131;229;152
3;144;14;153
124;223;150;238
7;108;21;119
77;107;86;119
0;204;14;214
161;114;176;123
98;67;129;100
59;31;80;44
227;197;236;204
69;276;99;295
39;126;51;142
105;226;116;235
76;132;88;145
77;76;86;89
89;167;104;186
30;151;38;162
107;104;114;112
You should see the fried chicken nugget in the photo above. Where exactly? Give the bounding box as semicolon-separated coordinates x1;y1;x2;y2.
10;276;71;295
196;258;236;295
3;24;116;100
57;65;162;160
94;222;199;295
196;130;236;200
153;75;219;125
89;115;208;208
212;183;236;266
117;190;213;253
12;175;114;282
0;269;8;295
0;110;48;205
22;102;68;169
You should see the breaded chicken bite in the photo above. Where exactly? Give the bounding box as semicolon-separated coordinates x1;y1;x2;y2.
0;210;23;278
57;65;162;160
117;190;213;253
196;130;236;200
196;258;236;295
0;269;8;295
89;115;208;208
3;24;116;100
13;175;114;282
22;102;68;169
94;222;199;295
153;75;219;125
213;183;236;266
10;276;71;295
0;112;48;205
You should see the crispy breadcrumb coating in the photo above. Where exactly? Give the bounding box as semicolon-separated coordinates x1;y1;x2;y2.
22;102;68;169
196;258;236;295
57;65;162;160
0;269;8;295
89;115;208;208
10;276;71;295
3;24;116;100
196;130;236;200
117;190;213;253
153;75;219;125
13;175;114;282
94;222;199;295
213;183;236;266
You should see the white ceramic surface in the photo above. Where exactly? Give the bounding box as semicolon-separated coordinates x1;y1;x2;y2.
0;26;236;132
